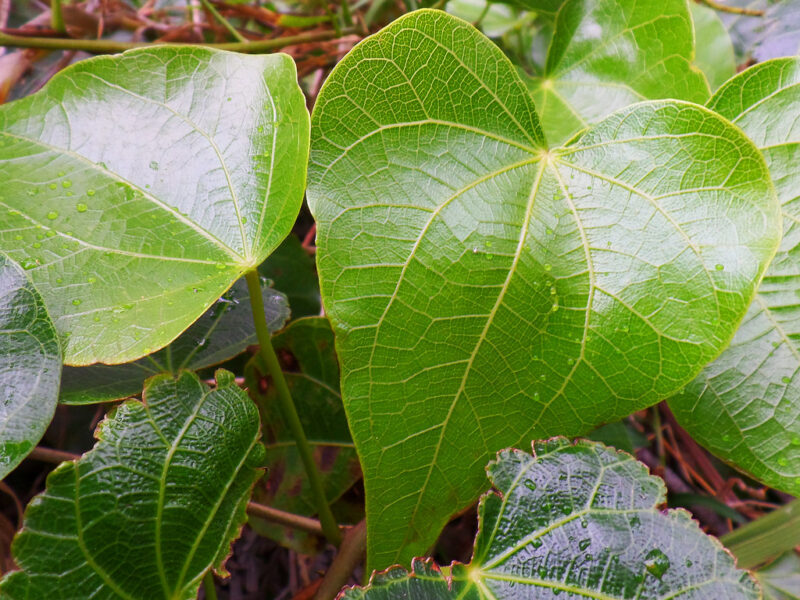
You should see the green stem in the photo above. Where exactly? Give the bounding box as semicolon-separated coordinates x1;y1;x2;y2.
244;270;342;547
698;0;764;16
314;520;367;600
203;571;218;600
200;0;248;43
721;499;800;569
51;0;66;34
0;26;361;54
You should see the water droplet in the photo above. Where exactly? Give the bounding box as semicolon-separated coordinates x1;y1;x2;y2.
46;211;58;220
578;539;591;551
580;519;588;528
715;263;724;271
215;263;227;270
783;376;792;384
546;228;553;235
72;299;82;306
524;479;537;492
792;437;800;446
93;315;101;322
27;188;38;196
779;457;789;467
20;259;37;270
630;516;641;527
531;538;543;548
149;161;159;170
644;548;670;579
87;189;96;196
57;171;65;177
48;183;57;190
76;203;88;213
685;559;693;567
46;231;56;238
62;180;72;188
544;263;552;271
87;276;97;283
13;235;21;241
32;242;41;248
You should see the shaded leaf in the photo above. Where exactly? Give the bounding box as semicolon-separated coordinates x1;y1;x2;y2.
340;439;758;600
756;552;800;600
258;233;321;319
0;370;264;600
0;254;61;479
247;317;361;551
59;278;288;405
691;3;736;92
308;9;780;570
523;0;710;144
669;57;800;495
0;46;309;365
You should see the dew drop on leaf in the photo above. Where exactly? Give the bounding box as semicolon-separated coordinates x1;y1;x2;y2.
62;180;72;188
46;212;58;220
72;299;82;306
76;203;88;213
644;548;670;579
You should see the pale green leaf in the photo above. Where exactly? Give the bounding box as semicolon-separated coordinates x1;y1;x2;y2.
247;317;361;551
59;278;288;405
0;46;309;365
340;439;759;600
0;254;61;479
0;370;264;600
669;57;800;496
691;3;736;92
756;552;800;600
523;0;710;145
308;9;780;570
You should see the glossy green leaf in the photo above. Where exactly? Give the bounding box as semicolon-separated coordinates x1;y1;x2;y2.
340;439;758;600
756;552;800;600
522;0;710;145
669;57;800;495
691;3;736;92
247;317;361;551
0;46;309;365
308;8;780;569
59;278;288;405
0;254;61;479
0;369;264;600
258;233;321;319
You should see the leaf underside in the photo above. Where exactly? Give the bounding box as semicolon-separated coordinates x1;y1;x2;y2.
0;254;61;479
0;46;309;365
340;439;759;600
59;278;288;405
0;370;264;600
669;57;800;496
308;9;780;570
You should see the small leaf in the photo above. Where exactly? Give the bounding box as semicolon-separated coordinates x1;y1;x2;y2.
308;9;780;569
340;439;759;600
523;0;710;144
0;254;61;479
59;278;288;405
0;370;264;600
259;234;321;319
0;46;309;365
691;3;736;92
756;552;800;600
247;317;361;551
669;57;800;496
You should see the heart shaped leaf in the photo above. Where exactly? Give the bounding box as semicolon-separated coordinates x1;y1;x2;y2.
340;439;759;600
247;317;361;551
669;57;800;495
0;370;263;600
0;46;309;365
308;9;781;569
59;277;288;405
521;0;710;144
0;254;61;479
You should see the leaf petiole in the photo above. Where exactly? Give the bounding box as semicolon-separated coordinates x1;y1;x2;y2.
244;269;342;547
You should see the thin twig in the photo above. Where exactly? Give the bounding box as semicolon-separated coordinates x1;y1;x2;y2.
200;0;247;43
0;26;362;54
28;446;80;463
245;501;338;536
51;0;66;33
314;520;367;600
698;0;764;16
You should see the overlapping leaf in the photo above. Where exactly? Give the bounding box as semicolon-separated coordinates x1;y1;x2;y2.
0;46;309;365
340;439;758;600
691;3;736;92
59;278;288;404
0;254;61;479
258;234;321;319
0;370;263;600
308;9;780;569
522;0;710;144
669;57;800;496
247;317;361;551
756;552;800;600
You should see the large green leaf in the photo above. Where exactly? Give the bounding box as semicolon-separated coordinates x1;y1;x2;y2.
247;317;361;551
0;254;61;479
308;9;780;570
691;3;736;92
756;552;800;600
669;57;800;496
522;0;710;145
340;439;759;600
0;46;309;365
0;369;263;599
59;278;288;405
